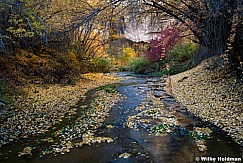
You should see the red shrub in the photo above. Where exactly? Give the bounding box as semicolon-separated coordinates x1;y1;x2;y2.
145;27;182;62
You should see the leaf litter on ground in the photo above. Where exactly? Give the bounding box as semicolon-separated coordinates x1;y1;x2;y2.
0;73;122;157
166;56;243;146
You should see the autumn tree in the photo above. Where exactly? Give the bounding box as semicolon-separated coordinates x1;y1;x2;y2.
0;0;47;53
107;0;242;80
0;0;116;83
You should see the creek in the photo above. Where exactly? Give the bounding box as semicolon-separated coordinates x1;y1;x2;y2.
0;72;242;163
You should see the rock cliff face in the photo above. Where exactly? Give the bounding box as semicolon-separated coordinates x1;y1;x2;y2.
124;17;175;42
167;56;243;146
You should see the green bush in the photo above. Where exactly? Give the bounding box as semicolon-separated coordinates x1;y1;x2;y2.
127;43;198;75
94;57;113;73
128;57;151;74
96;85;117;93
169;43;198;62
165;43;198;75
118;66;129;72
149;43;198;76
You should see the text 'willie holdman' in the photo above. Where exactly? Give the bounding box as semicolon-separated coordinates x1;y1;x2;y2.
199;156;242;162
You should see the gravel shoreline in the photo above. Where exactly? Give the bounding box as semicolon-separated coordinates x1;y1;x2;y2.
166;56;243;146
0;73;122;147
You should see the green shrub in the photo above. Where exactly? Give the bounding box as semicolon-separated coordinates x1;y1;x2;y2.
128;57;151;74
94;57;113;73
156;60;193;75
127;43;198;75
164;43;198;75
169;43;198;62
118;66;129;72
151;71;164;76
96;85;117;93
149;43;198;76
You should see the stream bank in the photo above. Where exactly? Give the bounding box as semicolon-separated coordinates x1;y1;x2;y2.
167;56;243;146
0;73;122;162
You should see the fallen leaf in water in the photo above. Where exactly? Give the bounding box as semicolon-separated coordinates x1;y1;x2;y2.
106;125;115;129
18;147;33;157
42;137;54;143
119;152;131;159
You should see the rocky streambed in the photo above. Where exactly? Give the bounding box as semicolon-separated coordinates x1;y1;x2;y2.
0;72;242;162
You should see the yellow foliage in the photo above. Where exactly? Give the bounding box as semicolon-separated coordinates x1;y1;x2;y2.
120;47;136;65
70;52;78;63
0;49;81;85
16;50;48;67
110;34;120;40
111;56;121;65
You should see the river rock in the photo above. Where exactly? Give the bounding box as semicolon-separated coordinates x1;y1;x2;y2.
153;91;164;98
